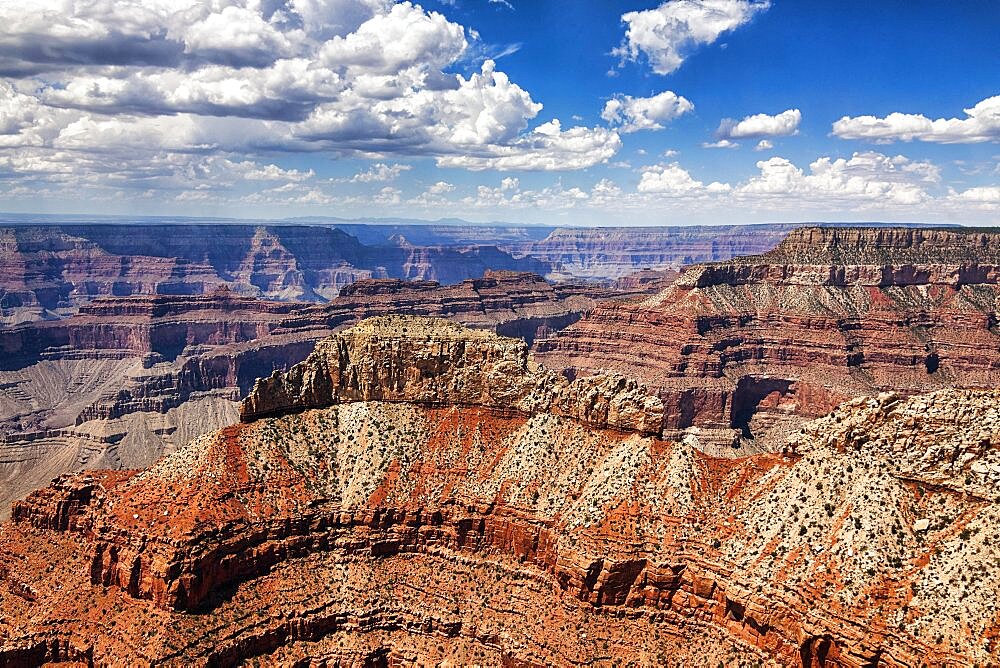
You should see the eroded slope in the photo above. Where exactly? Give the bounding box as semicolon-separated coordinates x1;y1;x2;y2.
1;317;997;666
536;226;1000;451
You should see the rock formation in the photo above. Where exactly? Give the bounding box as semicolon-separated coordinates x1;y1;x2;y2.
335;222;815;281
240;316;664;434
0;224;550;323
536;226;1000;451
1;317;997;666
513;223;805;280
0;273;617;519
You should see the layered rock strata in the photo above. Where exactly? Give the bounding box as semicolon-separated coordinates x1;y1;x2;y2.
536;226;1000;450
240;316;663;433
1;318;997;666
0;274;614;519
514;223;804;280
0;224;551;323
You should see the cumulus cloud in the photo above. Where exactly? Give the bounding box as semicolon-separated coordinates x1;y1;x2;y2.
601;91;694;132
702;139;739;149
240;162;315;182
349;162;412;182
428;180;456;194
621;151;949;215
832;95;1000;144
717;108;800;139
408;179;456;206
948;186;1000;204
736;152;935;205
0;0;392;74
435;118;621;171
613;0;770;75
464;180;590;210
638;163;730;194
0;0;621;199
754;139;773;151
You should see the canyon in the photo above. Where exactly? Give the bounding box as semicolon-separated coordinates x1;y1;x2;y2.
0;223;550;324
1;316;997;666
334;221;812;280
0;271;626;520
537;226;1000;453
0;219;835;326
2;223;999;666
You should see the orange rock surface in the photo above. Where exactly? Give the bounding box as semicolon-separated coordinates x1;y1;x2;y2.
2;317;997;666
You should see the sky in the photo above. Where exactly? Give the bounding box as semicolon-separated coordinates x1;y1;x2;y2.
0;0;997;226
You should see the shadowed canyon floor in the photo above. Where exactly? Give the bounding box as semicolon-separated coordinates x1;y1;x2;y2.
1;316;999;666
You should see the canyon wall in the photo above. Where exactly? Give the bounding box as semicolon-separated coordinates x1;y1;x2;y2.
0;224;550;323
511;223;805;280
0;273;614;519
3;221;942;326
535;226;1000;451
333;222;817;281
2;317;997;666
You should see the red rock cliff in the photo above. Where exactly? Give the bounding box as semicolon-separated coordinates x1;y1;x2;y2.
2;319;997;666
536;226;1000;450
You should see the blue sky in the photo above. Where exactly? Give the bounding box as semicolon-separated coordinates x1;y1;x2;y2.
0;0;996;225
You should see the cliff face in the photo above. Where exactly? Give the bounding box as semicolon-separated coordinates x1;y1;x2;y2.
0;224;552;323
680;226;1000;287
516;223;800;280
336;222;806;282
0;274;613;520
2;318;998;666
536;226;1000;451
241;316;664;434
0;225;370;317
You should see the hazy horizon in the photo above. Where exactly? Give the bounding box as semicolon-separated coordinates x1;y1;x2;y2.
0;211;977;230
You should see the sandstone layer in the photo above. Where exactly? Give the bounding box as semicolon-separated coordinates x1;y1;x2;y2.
1;317;997;666
240;316;664;434
536;226;1000;451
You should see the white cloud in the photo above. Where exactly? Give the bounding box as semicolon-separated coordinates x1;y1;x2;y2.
735;152;934;205
435;118;621;171
317;2;466;74
238;161;315;182
349;162;412;182
613;0;770;75
601;91;694;132
590;178;623;203
373;185;402;204
429;180;456;195
0;1;622;200
702;139;739;149
832;95;1000;144
638;163;730;194
754;139;773;151
464;182;590;210
948;186;1000;204
717;108;800;139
